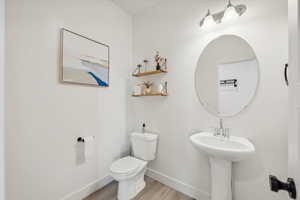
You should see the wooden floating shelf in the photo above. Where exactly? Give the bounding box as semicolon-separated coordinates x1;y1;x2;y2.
132;69;167;77
132;93;168;97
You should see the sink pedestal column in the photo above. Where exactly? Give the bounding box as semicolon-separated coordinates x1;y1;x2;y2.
209;157;232;200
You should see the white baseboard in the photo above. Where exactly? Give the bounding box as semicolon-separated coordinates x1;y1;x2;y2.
146;168;210;200
60;169;209;200
60;175;114;200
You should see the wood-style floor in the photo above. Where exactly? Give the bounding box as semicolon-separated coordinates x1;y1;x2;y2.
84;176;195;200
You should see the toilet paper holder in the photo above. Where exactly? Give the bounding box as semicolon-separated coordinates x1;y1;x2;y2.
77;136;95;143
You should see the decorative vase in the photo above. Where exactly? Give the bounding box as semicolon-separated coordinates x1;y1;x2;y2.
157;83;164;94
144;87;151;95
143;60;149;72
156;64;161;70
133;85;142;96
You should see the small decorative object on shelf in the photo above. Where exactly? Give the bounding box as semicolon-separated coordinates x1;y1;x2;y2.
154;51;167;71
143;59;149;72
162;58;167;71
137;64;143;73
154;81;165;94
152;82;162;94
142;81;153;95
132;64;143;76
155;51;161;70
162;81;168;95
133;84;142;96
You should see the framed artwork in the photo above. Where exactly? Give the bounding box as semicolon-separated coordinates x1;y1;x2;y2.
60;28;109;87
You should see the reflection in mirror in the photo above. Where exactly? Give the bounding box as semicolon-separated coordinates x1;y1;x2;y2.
195;35;259;117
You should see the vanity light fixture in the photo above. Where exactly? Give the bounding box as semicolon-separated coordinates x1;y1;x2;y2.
200;0;247;28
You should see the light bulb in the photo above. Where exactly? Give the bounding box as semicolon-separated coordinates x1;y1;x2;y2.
203;15;216;29
223;3;239;22
201;10;216;30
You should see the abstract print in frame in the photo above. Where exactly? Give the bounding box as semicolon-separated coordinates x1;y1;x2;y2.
61;28;109;87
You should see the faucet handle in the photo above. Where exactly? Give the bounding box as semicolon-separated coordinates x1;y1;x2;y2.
214;128;220;136
224;128;230;138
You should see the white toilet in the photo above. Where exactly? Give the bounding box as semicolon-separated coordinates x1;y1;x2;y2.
110;132;158;200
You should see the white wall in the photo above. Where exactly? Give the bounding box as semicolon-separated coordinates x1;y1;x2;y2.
0;0;4;199
6;0;132;199
132;0;288;200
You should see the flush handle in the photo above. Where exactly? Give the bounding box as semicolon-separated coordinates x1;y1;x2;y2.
269;175;296;199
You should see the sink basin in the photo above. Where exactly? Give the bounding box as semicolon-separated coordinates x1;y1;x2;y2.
190;132;255;161
190;132;255;200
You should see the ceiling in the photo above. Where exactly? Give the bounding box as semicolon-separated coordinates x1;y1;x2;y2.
112;0;163;15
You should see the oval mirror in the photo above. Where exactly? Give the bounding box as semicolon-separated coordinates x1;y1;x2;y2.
195;35;259;117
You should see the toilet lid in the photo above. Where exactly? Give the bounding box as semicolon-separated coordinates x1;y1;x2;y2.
110;156;146;174
131;132;158;141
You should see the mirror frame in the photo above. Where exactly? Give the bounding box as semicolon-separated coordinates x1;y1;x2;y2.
194;34;260;118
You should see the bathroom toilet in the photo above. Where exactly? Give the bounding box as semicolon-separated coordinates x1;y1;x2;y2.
110;132;158;200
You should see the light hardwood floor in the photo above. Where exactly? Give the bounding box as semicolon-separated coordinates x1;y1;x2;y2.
84;176;195;200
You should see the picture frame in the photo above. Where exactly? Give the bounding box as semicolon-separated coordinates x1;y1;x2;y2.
60;28;110;87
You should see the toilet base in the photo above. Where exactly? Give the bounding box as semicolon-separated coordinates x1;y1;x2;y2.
117;168;147;200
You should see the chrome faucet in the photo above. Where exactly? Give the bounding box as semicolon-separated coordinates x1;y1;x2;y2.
214;118;229;138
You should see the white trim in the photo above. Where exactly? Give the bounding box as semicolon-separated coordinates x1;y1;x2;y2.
60;170;210;200
60;175;114;200
0;0;5;199
146;168;210;200
288;0;300;198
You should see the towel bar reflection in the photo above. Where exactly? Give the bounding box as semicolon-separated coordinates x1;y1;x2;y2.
220;79;238;87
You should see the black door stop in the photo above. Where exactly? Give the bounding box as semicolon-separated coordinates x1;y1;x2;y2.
269;175;297;199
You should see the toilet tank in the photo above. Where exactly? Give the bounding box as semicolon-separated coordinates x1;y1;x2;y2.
131;132;158;161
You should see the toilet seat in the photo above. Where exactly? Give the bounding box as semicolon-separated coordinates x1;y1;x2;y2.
110;156;147;177
110;156;148;200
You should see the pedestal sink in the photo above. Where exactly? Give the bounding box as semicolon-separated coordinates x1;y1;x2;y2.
190;132;255;200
